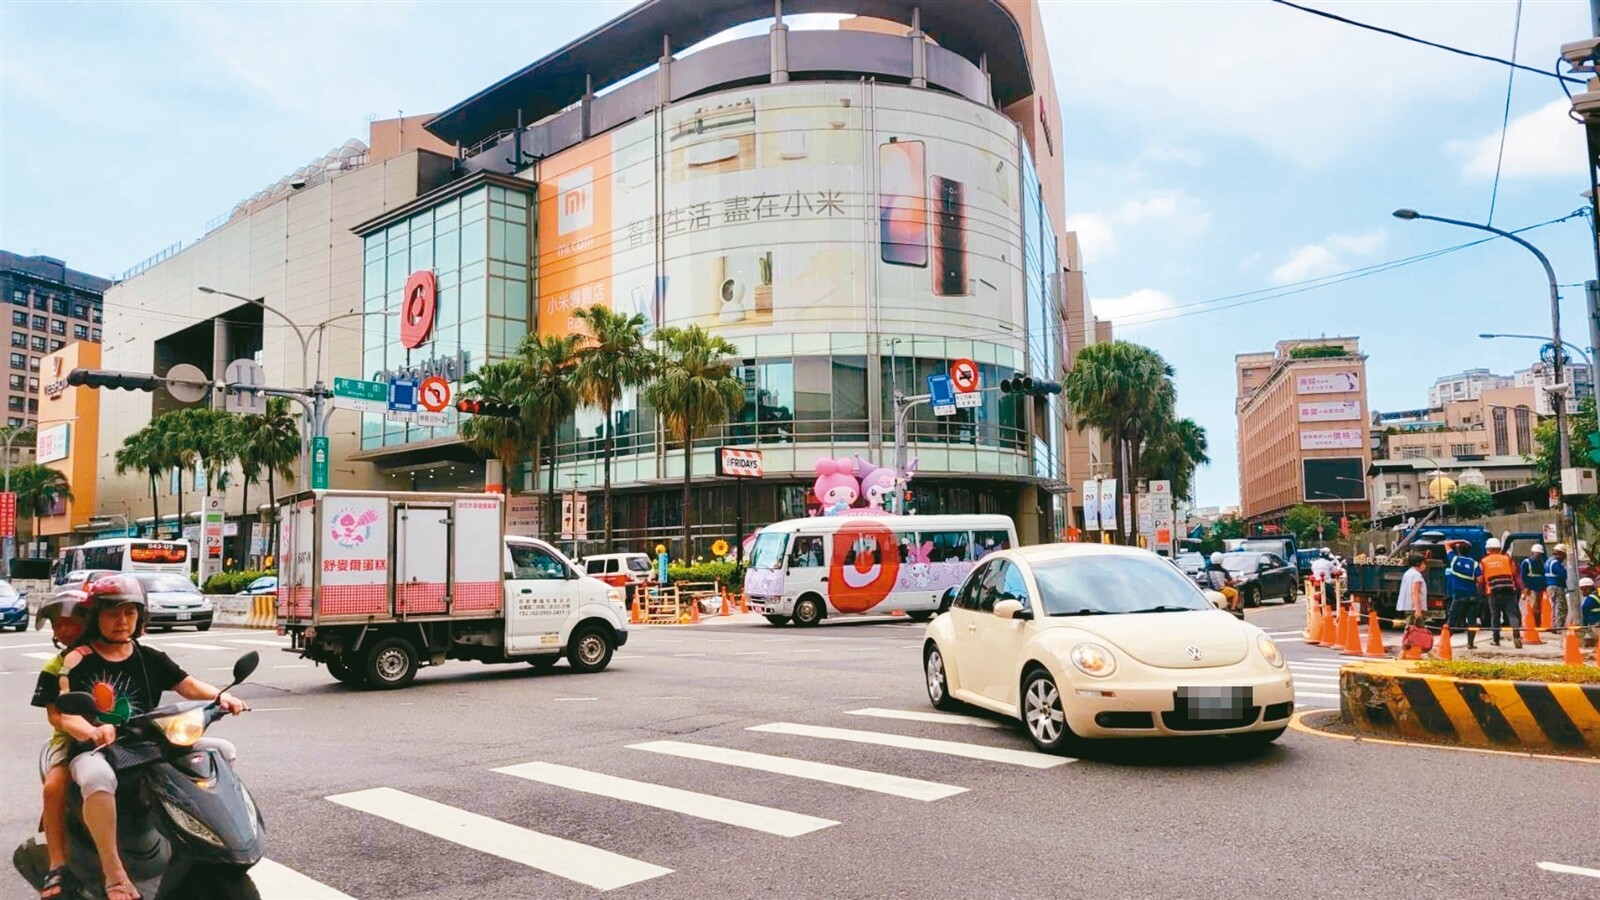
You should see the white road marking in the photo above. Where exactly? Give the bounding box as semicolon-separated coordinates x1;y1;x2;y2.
672;653;708;658
748;722;1071;768
733;651;769;656
494;761;836;837
845;708;1003;729
791;649;826;654
1265;631;1302;637
1295;691;1340;700
158;642;230;652
0;641;58;650
24;652;57;661
555;697;598;702
250;858;356;899
327;787;671;891
228;639;289;647
248;707;303;713
1537;861;1600;879
273;664;310;669
629;740;966;802
1272;636;1305;643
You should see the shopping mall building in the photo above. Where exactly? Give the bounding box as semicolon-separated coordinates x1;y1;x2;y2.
78;0;1107;556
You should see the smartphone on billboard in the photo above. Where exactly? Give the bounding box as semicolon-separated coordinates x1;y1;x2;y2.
878;139;927;267
930;176;966;296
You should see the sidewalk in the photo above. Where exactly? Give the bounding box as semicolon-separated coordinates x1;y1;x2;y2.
1424;628;1586;664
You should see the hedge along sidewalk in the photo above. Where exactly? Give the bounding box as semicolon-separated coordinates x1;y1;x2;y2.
1340;660;1600;756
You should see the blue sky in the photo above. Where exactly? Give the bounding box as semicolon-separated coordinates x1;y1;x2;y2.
2;1;1594;508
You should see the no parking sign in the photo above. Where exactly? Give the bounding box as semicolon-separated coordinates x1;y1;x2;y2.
950;358;981;408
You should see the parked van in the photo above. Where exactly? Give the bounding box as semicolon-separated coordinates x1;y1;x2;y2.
743;514;1019;626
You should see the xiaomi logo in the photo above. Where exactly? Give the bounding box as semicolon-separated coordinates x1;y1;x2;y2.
557;167;594;236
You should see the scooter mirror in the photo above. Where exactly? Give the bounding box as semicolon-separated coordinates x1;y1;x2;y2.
232;651;260;684
55;691;99;719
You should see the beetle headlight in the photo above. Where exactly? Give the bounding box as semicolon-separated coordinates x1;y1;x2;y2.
1257;633;1284;668
155;708;207;747
1070;642;1117;678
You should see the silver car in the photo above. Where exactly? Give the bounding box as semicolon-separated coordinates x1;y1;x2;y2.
134;572;214;631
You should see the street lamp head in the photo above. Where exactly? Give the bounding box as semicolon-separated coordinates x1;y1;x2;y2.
1392;209;1419;220
1478;333;1498;340
197;286;218;295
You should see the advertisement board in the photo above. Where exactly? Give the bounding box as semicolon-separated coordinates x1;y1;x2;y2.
1299;429;1364;450
1298;400;1361;422
534;84;1024;345
1303;457;1366;501
1098;479;1117;531
1296;371;1360;395
1080;480;1100;530
36;423;69;464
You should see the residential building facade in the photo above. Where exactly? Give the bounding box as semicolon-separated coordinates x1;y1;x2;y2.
0;252;108;429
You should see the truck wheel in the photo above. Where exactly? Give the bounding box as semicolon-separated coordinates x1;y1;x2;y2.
526;655;559;671
363;637;418;690
327;657;365;686
792;595;825;627
567;626;614;673
763;614;790;626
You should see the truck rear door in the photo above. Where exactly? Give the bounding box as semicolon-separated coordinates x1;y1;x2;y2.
395;503;452;616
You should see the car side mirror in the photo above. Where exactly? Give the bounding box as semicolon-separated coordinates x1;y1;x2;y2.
55;691;99;719
993;598;1032;620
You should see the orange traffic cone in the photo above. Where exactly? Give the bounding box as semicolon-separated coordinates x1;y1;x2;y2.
689;597;701;624
1362;610;1387;658
720;592;732;616
630;597;642;625
1522;600;1543;645
1318;604;1338;647
1565;627;1584;666
739;592;749;613
1339;604;1364;656
1436;624;1453;661
1541;594;1555;633
1306;600;1323;644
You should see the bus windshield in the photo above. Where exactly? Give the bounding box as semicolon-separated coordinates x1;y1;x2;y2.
749;532;787;569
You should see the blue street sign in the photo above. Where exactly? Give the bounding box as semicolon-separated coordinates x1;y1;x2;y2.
388;378;419;413
928;374;957;416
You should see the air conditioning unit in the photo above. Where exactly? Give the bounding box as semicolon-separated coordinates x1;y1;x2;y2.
1561;467;1598;496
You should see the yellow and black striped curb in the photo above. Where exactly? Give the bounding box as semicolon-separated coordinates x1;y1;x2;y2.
1340;661;1600;756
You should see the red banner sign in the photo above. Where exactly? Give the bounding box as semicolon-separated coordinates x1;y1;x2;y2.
0;492;15;538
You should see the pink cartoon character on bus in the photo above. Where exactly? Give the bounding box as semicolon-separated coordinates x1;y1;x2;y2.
812;457;859;516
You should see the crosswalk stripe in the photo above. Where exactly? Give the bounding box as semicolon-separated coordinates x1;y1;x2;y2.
228;639;289;647
23;652;57;661
844;707;1002;729
629;740;965;801
326;787;671;891
251;858;355;899
748;722;1071;768
158;642;230;651
1296;691;1340;699
494;761;837;837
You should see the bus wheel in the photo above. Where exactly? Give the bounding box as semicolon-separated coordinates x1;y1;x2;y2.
763;615;790;626
792;595;825;627
907;611;935;623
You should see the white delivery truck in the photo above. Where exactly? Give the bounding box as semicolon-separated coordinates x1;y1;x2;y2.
276;489;629;689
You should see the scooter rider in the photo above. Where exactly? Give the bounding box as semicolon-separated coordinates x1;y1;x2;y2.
1203;552;1240;612
32;575;248;900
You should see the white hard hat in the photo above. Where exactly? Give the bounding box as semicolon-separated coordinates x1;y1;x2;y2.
1210;552;1223;565
1485;538;1502;550
1531;544;1544;554
1581;577;1595;588
1553;544;1568;554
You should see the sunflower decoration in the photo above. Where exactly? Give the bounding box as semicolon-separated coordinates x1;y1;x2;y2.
58;647;134;725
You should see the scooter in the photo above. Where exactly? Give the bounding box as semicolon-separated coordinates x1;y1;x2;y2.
13;651;265;899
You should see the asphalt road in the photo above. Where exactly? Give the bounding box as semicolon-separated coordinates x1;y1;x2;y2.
2;601;1597;899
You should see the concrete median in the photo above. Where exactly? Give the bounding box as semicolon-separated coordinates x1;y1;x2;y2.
210;594;275;629
1340;661;1600;755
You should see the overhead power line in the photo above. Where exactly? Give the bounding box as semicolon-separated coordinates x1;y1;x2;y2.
1486;0;1525;227
1268;0;1585;86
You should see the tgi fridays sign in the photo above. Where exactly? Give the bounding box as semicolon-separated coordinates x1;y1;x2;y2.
1300;429;1364;450
1298;400;1361;422
716;447;764;478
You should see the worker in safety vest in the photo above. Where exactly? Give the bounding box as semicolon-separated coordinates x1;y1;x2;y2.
1444;540;1483;649
1520;544;1548;629
1479;538;1524;648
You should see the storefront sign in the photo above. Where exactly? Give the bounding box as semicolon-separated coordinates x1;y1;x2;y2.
36;423;69;464
1298;400;1361;422
716;447;764;478
372;347;472;384
0;492;14;538
1296;371;1360;395
400;270;438;349
507;494;541;535
1300;429;1364;450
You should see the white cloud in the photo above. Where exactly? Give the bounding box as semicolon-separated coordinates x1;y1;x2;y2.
1455;99;1587;179
1113;192;1179;223
1065;212;1117;260
1271;229;1386;284
1092;288;1176;323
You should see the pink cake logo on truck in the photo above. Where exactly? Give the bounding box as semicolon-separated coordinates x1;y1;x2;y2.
329;507;380;549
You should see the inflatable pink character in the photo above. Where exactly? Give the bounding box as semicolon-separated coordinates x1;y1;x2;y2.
855;455;915;513
812;457;860;516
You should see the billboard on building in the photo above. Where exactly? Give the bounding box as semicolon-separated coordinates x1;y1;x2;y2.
1296;371;1360;394
534;84;1024;344
36;423;70;464
1303;457;1366;501
1298;400;1361;422
1300;429;1364;450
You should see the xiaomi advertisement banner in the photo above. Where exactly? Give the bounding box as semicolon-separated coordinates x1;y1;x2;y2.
534;84;1025;343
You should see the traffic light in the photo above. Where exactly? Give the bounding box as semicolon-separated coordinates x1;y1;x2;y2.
999;373;1062;396
456;398;519;418
66;369;164;391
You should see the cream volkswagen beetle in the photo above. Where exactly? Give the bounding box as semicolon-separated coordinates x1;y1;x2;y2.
923;543;1295;753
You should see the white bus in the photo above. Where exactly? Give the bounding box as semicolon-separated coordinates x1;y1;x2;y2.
52;538;192;585
743;514;1018;626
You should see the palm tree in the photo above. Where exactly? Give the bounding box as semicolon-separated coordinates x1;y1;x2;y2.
1064;341;1175;542
10;463;72;547
243;398;300;564
644;326;744;558
460;359;538;493
571;305;655;548
519;333;582;543
114;424;164;535
1140;417;1210;503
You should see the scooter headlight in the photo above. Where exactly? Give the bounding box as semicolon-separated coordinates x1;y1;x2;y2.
155;708;207;747
160;797;225;847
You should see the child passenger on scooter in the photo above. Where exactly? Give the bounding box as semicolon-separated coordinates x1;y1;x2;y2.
31;576;249;900
27;593;89;900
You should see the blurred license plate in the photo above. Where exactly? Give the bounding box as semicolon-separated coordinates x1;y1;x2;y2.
1177;686;1249;719
177;612;192;621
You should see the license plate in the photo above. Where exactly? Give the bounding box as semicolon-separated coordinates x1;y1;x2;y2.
177;612;191;621
1177;686;1249;719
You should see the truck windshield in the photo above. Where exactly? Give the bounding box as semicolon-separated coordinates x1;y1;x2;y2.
748;532;787;569
627;557;651;573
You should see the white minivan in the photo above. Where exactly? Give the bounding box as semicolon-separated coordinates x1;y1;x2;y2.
744;514;1019;626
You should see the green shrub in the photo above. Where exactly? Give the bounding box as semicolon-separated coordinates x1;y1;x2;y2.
1412;659;1600;684
665;560;741;585
201;569;275;595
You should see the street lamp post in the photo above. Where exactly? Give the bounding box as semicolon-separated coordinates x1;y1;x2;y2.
1478;333;1597;400
1394;209;1577;578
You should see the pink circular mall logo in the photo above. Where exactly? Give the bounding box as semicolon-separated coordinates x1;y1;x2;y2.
400;271;437;349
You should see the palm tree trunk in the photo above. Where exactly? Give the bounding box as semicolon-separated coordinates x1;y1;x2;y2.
1112;435;1127;545
240;475;251;569
267;467;277;565
546;427;559;544
148;469;160;538
602;400;614;550
176;467;185;543
681;427;694;559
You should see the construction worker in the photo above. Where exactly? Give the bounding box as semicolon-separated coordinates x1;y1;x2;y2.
1480;537;1524;649
1445;540;1484;649
1520;544;1547;630
1310;549;1335;605
1580;578;1600;649
1546;544;1571;634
